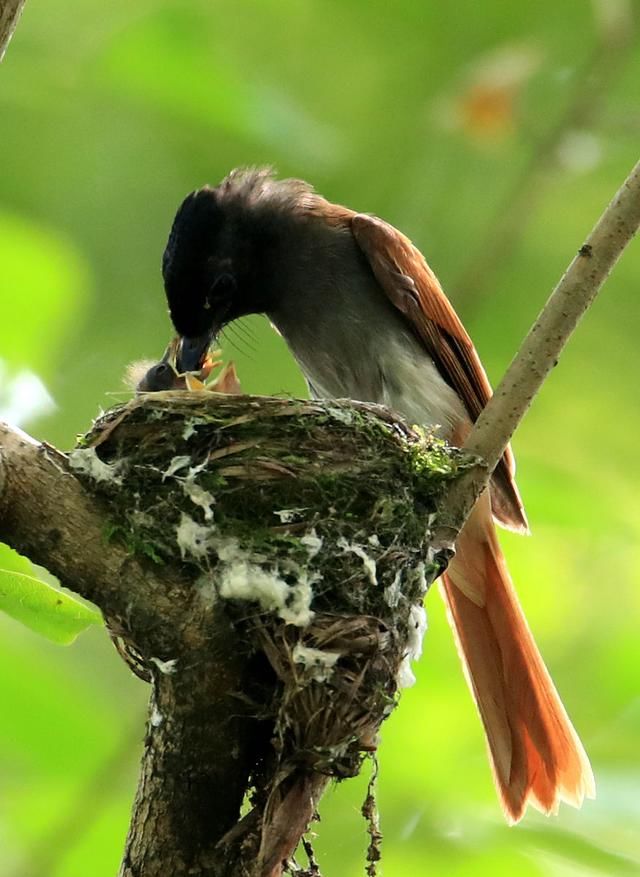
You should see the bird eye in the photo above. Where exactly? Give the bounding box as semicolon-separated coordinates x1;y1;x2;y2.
155;363;171;376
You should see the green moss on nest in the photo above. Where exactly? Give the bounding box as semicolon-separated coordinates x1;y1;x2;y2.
76;394;471;615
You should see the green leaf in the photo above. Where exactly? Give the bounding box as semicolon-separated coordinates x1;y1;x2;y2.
0;541;34;576
0;559;102;645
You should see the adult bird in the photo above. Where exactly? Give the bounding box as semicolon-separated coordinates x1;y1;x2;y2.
160;167;594;823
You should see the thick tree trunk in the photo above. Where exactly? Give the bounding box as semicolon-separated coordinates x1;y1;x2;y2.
119;625;256;877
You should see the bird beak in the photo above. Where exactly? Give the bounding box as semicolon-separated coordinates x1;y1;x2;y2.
160;337;181;369
176;331;216;373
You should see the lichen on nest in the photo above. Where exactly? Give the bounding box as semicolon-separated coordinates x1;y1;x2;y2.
74;391;473;837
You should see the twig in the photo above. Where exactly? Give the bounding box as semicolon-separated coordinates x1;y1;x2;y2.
362;756;382;877
436;157;640;537
0;0;26;62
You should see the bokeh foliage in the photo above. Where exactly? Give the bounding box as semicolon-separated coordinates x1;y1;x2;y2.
0;1;639;874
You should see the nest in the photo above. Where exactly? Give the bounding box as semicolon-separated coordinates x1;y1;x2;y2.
73;392;471;874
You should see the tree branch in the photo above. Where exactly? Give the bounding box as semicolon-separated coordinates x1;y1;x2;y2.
0;421;261;877
0;423;191;655
119;625;257;877
0;0;26;62
436;157;640;538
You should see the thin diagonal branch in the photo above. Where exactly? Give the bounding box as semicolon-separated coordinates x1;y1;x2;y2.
0;0;26;62
436;157;640;538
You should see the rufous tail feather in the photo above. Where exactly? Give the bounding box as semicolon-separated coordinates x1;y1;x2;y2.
440;495;595;823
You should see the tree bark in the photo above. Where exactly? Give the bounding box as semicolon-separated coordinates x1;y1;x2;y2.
119;626;256;877
0;425;191;654
0;425;265;876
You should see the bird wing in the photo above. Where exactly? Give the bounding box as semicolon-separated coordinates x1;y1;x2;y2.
351;212;528;533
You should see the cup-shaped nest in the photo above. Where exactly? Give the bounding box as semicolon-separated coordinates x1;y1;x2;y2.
74;392;470;793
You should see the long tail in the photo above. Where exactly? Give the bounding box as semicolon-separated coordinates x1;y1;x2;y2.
440;495;595;823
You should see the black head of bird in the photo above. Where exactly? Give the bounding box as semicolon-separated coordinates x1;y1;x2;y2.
162;172;285;372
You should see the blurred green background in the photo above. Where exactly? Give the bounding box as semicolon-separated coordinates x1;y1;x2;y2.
1;0;639;874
